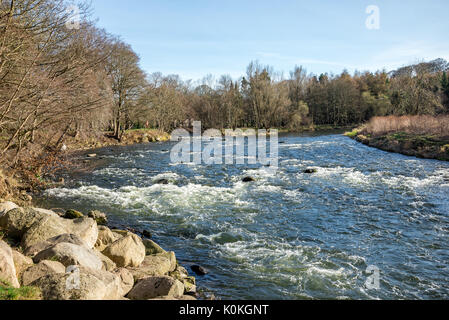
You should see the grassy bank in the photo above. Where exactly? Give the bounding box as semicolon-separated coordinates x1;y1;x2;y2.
0;281;41;301
346;116;449;161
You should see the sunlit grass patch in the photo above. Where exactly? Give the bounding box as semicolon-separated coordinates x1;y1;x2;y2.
344;129;359;137
0;280;41;301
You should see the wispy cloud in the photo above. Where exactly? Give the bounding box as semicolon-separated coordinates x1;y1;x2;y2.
255;52;356;69
361;41;449;71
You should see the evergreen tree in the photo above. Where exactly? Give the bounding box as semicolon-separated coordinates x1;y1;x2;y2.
442;72;449;96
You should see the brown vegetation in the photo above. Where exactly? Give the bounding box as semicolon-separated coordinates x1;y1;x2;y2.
348;115;449;161
362;115;449;138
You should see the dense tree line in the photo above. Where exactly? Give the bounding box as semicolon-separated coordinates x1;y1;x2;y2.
1;0;449;168
135;58;449;131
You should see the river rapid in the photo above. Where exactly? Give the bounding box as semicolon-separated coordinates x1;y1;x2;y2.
38;131;449;300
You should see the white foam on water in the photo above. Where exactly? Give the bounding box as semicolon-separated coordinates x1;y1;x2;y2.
381;173;449;189
281;141;336;150
45;180;255;218
307;266;346;277
152;172;182;181
307;167;371;187
93;167;144;177
283;189;305;203
279;159;302;165
255;184;282;193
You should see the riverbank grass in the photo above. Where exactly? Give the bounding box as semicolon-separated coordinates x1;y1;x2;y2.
0;280;41;300
344;129;360;138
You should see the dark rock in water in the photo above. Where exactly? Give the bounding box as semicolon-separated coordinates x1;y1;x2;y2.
191;265;208;276
279;141;286;144
155;179;169;185
242;176;256;182
303;168;318;174
142;230;152;238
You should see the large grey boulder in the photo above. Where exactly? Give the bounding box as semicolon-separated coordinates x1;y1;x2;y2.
0;207;58;239
70;217;98;248
127;276;184;300
31;272;107;300
111;229;135;240
93;250;116;271
0;240;20;288
95;226;116;252
78;266;122;300
0;201;18;217
142;239;166;255
31;266;126;300
113;268;134;297
21;260;66;286
127;255;172;281
11;249;33;278
21;216;98;249
33;242;103;270
21;216;68;249
23;233;87;257
158;251;177;272
102;234;145;268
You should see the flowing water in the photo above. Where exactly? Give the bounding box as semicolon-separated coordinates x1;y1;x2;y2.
38;132;449;300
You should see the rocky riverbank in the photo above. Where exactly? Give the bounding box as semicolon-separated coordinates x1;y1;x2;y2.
0;129;171;206
346;129;449;161
0;201;199;300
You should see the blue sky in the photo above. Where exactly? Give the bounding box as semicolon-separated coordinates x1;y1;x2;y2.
91;0;449;81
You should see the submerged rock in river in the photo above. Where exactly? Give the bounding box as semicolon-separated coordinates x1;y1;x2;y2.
242;176;256;182
154;178;169;185
190;265;208;276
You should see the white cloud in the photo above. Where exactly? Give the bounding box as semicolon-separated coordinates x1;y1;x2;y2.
255;52;354;69
362;41;449;71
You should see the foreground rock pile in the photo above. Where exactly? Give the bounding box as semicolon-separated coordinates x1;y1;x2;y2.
0;201;197;300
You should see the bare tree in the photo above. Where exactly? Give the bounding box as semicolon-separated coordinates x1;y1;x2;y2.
104;40;146;140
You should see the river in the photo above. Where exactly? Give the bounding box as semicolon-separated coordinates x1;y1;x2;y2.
37;131;449;299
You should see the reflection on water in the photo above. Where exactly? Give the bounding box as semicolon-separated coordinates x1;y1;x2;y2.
39;132;449;299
